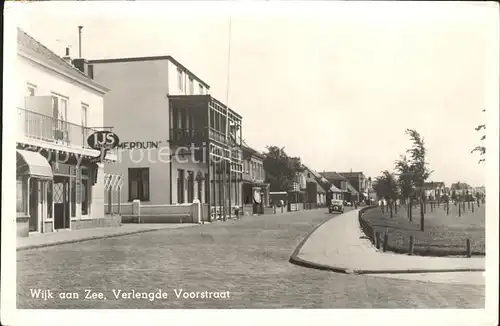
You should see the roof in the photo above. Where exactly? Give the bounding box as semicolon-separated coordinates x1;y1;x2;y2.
451;182;471;190
242;145;265;160
346;182;359;194
328;184;342;193
423;181;446;188
17;28;108;93
338;172;365;179
320;171;346;181
88;55;210;89
316;183;326;194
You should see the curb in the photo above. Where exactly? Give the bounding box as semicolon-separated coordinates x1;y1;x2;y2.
289;212;354;274
289;208;486;275
16;225;196;252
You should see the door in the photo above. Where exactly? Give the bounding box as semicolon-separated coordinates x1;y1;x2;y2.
54;176;70;230
29;179;39;232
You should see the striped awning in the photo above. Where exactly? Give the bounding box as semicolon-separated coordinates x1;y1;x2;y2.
16;149;53;179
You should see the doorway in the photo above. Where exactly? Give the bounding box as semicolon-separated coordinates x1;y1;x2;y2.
54;176;70;230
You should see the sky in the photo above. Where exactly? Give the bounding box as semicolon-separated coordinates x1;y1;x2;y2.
9;1;497;187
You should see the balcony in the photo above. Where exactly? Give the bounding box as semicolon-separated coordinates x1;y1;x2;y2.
169;128;208;146
17;108;108;151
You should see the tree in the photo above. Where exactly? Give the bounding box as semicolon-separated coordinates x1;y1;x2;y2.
373;171;399;218
471;109;486;164
405;129;433;231
394;155;414;204
263;146;304;192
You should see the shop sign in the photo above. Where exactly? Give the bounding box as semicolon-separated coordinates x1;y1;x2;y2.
87;131;120;150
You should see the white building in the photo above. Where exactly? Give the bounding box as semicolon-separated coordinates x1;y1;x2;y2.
89;56;244;220
16;29;117;237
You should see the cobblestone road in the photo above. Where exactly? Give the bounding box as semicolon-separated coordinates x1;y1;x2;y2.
17;210;484;308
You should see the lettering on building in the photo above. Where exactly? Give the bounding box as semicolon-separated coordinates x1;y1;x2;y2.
118;141;162;150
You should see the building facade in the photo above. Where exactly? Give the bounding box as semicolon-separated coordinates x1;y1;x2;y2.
338;172;368;202
302;165;326;207
320;171;352;201
90;56;243;220
241;145;269;213
422;181;446;200
16;29;117;237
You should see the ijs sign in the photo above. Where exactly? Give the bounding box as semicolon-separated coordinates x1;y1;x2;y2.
87;131;120;150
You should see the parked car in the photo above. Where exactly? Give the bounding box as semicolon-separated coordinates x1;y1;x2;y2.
329;199;344;213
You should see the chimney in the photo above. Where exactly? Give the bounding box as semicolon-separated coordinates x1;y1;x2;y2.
62;47;72;64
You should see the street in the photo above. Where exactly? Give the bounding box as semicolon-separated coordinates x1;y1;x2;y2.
17;209;484;309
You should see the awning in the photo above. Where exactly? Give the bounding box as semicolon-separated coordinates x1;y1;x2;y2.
346;182;359;194
16;149;53;179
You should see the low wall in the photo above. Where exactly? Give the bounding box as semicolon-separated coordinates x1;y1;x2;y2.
122;215;192;224
71;215;122;230
358;206;380;246
16;215;29;238
110;203;133;215
121;201;201;224
140;204;192;215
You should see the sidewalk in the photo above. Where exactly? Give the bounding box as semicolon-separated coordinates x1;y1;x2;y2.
17;223;198;251
290;209;485;274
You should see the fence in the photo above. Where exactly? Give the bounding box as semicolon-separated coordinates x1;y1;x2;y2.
121;200;204;224
104;173;124;215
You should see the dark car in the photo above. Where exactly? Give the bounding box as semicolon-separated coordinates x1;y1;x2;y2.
329;199;344;213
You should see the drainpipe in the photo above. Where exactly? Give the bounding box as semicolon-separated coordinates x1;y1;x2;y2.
26;176;32;220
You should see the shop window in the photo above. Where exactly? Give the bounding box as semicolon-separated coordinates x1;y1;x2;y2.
16;176;26;214
129;168;150;202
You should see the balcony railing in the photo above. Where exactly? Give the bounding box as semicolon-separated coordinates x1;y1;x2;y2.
170;127;241;147
17;108;109;151
170;128;208;145
208;128;227;144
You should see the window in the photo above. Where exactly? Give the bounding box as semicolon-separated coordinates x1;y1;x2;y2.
129;168;150;201
52;95;68;121
177;68;183;91
199;83;204;94
197;176;203;203
189;77;194;95
177;169;185;203
27;84;36;96
81;104;88;127
16;177;26;213
187;171;194;203
52;95;68;140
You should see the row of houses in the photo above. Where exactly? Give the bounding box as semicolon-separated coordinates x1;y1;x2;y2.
15;28;378;237
16;28;321;236
421;182;485;200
